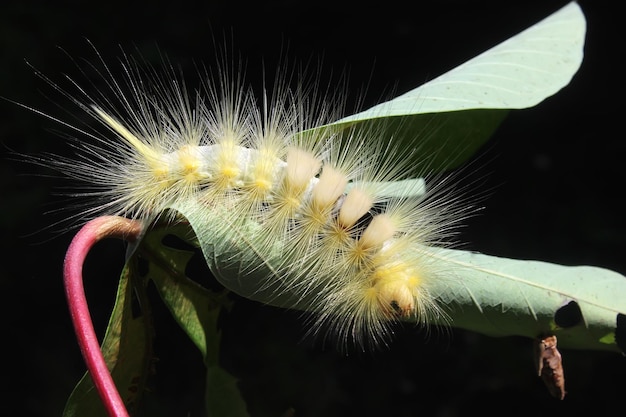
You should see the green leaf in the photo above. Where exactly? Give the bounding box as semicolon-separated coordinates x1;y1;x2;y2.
315;2;585;172
173;198;626;354
424;248;626;354
63;260;152;417
338;2;585;118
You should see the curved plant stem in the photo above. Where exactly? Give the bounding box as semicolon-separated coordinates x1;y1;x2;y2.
64;216;144;417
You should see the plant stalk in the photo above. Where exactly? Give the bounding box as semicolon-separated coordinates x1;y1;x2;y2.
63;216;143;417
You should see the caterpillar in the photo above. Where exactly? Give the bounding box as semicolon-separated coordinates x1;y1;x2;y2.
27;44;471;350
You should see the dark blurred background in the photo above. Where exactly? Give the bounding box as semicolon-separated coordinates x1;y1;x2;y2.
1;1;624;416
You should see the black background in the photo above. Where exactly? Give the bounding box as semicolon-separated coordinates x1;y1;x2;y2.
1;1;625;416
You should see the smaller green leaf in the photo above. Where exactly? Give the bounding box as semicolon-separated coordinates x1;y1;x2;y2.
63;261;152;417
140;222;228;361
139;222;251;417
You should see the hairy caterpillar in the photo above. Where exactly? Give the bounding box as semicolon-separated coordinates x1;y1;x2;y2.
26;43;472;350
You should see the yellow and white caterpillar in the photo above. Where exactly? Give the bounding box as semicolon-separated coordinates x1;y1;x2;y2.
29;46;469;349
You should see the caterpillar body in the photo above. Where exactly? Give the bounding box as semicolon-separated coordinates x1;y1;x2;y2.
33;48;470;349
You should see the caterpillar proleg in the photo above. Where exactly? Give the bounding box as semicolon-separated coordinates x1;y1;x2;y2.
26;44;474;350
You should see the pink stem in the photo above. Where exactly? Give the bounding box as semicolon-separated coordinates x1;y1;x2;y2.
64;216;143;417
